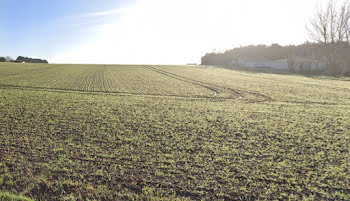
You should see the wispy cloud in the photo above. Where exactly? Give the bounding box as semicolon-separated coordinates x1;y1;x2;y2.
53;6;130;34
56;7;128;26
84;8;128;17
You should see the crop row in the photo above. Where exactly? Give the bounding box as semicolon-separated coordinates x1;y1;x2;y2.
0;86;349;200
0;64;216;98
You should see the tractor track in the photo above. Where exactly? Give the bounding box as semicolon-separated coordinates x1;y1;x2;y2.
144;65;272;103
0;83;207;100
144;66;223;97
1;65;343;105
0;65;268;102
0;81;268;103
0;65;272;103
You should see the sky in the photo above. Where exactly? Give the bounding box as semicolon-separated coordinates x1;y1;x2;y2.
0;0;333;64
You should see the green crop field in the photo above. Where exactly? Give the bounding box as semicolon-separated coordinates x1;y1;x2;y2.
0;63;349;200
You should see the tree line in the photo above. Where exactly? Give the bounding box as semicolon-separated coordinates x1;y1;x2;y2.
0;56;14;62
0;56;48;63
201;0;350;76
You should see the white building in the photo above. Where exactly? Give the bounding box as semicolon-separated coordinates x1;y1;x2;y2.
342;66;350;75
230;56;289;70
230;56;326;72
292;57;326;72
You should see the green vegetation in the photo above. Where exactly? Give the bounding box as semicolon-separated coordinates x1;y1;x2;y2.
0;191;34;201
0;63;349;200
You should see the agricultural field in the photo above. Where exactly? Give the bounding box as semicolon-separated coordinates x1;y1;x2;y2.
0;62;349;200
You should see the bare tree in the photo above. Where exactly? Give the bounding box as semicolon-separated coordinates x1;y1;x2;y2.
340;1;350;43
337;1;347;42
328;0;338;43
307;0;350;44
306;0;350;75
307;2;331;43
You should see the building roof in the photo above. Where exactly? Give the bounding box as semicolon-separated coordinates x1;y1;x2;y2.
241;56;270;62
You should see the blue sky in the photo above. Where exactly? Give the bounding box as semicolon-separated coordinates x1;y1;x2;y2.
0;0;330;64
0;0;131;61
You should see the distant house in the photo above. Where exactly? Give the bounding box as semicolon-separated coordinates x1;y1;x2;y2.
343;66;350;76
15;56;48;64
230;56;289;70
290;57;326;72
230;56;327;72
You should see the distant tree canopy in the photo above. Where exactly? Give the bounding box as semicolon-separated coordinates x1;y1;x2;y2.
0;57;6;62
201;43;328;65
201;44;293;66
201;0;350;76
15;56;48;63
201;43;350;75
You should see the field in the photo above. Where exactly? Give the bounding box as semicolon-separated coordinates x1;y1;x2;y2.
0;63;349;200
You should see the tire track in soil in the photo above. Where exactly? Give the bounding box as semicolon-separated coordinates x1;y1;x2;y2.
144;66;345;105
1;66;342;105
0;83;217;100
144;66;225;97
0;65;272;103
144;66;347;105
144;65;272;103
0;73;341;105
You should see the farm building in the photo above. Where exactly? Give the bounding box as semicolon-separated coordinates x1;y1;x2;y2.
230;56;289;70
342;66;350;75
290;57;326;72
230;56;326;72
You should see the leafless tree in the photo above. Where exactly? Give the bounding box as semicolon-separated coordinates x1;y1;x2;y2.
338;1;350;43
306;0;350;75
328;0;338;43
307;0;350;44
307;2;331;43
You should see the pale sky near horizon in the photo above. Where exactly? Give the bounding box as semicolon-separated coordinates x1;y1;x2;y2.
0;0;336;64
